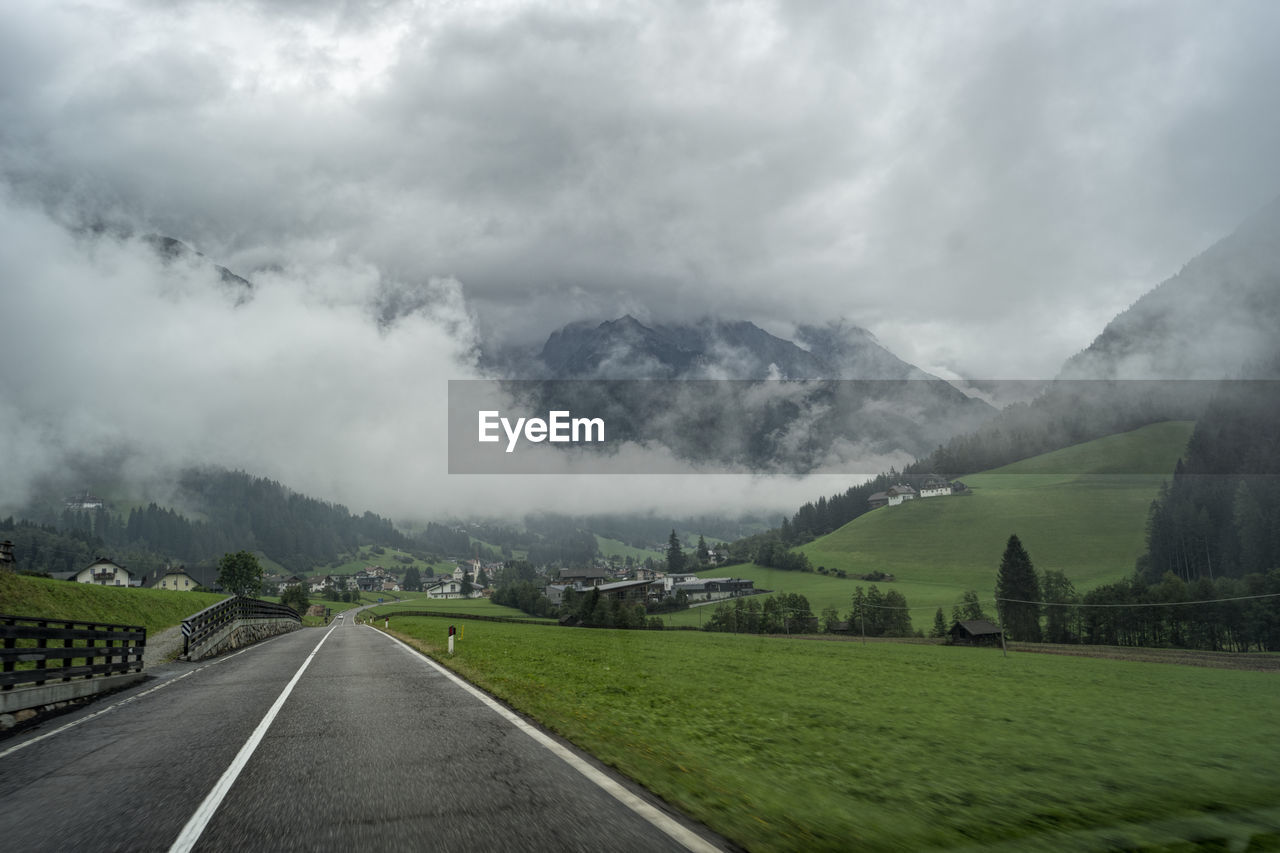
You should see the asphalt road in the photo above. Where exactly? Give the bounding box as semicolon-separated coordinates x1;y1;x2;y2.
0;617;726;852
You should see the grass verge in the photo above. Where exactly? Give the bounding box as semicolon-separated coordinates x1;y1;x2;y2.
378;614;1280;852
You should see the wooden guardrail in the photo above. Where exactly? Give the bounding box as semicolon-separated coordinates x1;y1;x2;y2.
1;614;146;692
181;596;301;658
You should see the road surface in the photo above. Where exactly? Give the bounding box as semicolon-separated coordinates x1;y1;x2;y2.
0;617;725;852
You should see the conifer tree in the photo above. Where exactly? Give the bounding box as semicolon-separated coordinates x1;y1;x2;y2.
666;530;684;573
931;607;948;638
995;534;1042;641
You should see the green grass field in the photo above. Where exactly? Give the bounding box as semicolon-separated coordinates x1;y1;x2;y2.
594;534;663;562
320;545;453;578
0;573;227;634
366;597;555;621
663;422;1195;628
379;615;1280;852
801;422;1193;596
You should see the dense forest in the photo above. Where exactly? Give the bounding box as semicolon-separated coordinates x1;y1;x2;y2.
8;469;429;576
1138;378;1280;583
5;467;760;578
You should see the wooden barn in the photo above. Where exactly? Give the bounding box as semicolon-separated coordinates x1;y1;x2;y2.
948;620;1005;647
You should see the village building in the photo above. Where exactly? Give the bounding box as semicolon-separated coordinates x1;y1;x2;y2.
918;476;952;498
425;578;466;599
278;575;306;593
592;579;659;604
152;566;200;591
672;577;755;603
660;569;701;593
557;568;607;588
868;483;923;509
544;584;570;606
73;557;136;587
64;491;105;511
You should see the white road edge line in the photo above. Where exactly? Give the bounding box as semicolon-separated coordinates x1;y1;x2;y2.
0;635;287;761
371;625;720;853
167;622;339;853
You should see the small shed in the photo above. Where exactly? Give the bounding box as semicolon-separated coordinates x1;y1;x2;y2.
948;620;1004;647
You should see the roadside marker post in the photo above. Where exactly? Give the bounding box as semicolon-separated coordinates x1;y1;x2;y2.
448;625;456;655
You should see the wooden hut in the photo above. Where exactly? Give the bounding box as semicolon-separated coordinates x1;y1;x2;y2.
948;620;1004;647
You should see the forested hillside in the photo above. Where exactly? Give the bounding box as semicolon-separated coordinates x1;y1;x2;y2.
10;469;432;577
1139;378;1280;582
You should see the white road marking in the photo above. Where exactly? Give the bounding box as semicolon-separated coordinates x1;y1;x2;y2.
371;625;721;853
0;636;283;761
167;622;339;853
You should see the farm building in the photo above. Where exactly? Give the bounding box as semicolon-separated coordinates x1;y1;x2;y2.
868;484;920;509
73;557;137;587
152;566;201;591
918;476;951;498
948;620;1005;647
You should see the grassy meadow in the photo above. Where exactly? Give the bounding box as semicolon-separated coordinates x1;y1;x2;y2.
320;544;455;578
660;422;1196;628
367;597;555;621
595;534;663;562
380;614;1280;852
799;421;1193;597
0;573;226;634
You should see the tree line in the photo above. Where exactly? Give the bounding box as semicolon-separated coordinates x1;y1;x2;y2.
990;533;1280;652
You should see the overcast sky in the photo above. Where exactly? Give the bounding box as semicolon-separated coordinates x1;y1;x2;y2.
4;0;1280;519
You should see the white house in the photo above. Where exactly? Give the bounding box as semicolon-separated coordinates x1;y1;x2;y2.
885;485;917;506
153;566;200;591
918;476;951;498
74;557;135;587
662;570;702;593
425;578;465;599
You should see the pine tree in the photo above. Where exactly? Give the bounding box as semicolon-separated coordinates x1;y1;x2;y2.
403;566;421;592
931;607;948;638
666;530;684;573
695;535;710;566
995;534;1042;641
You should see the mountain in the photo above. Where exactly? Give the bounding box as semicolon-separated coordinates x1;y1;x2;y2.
479;315;996;473
527;315;929;380
1061;196;1280;380
132;233;256;306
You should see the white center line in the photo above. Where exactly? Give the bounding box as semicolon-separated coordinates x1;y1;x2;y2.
167;622;339;853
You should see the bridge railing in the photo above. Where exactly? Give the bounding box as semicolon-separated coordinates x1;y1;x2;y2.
1;614;146;692
182;596;301;658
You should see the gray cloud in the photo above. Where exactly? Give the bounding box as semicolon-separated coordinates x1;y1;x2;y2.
3;0;1279;517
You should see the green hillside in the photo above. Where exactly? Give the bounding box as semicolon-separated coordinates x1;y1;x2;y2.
0;573;227;635
664;421;1194;627
594;535;661;562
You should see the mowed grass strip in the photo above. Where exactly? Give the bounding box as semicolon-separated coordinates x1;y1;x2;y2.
379;615;1280;852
